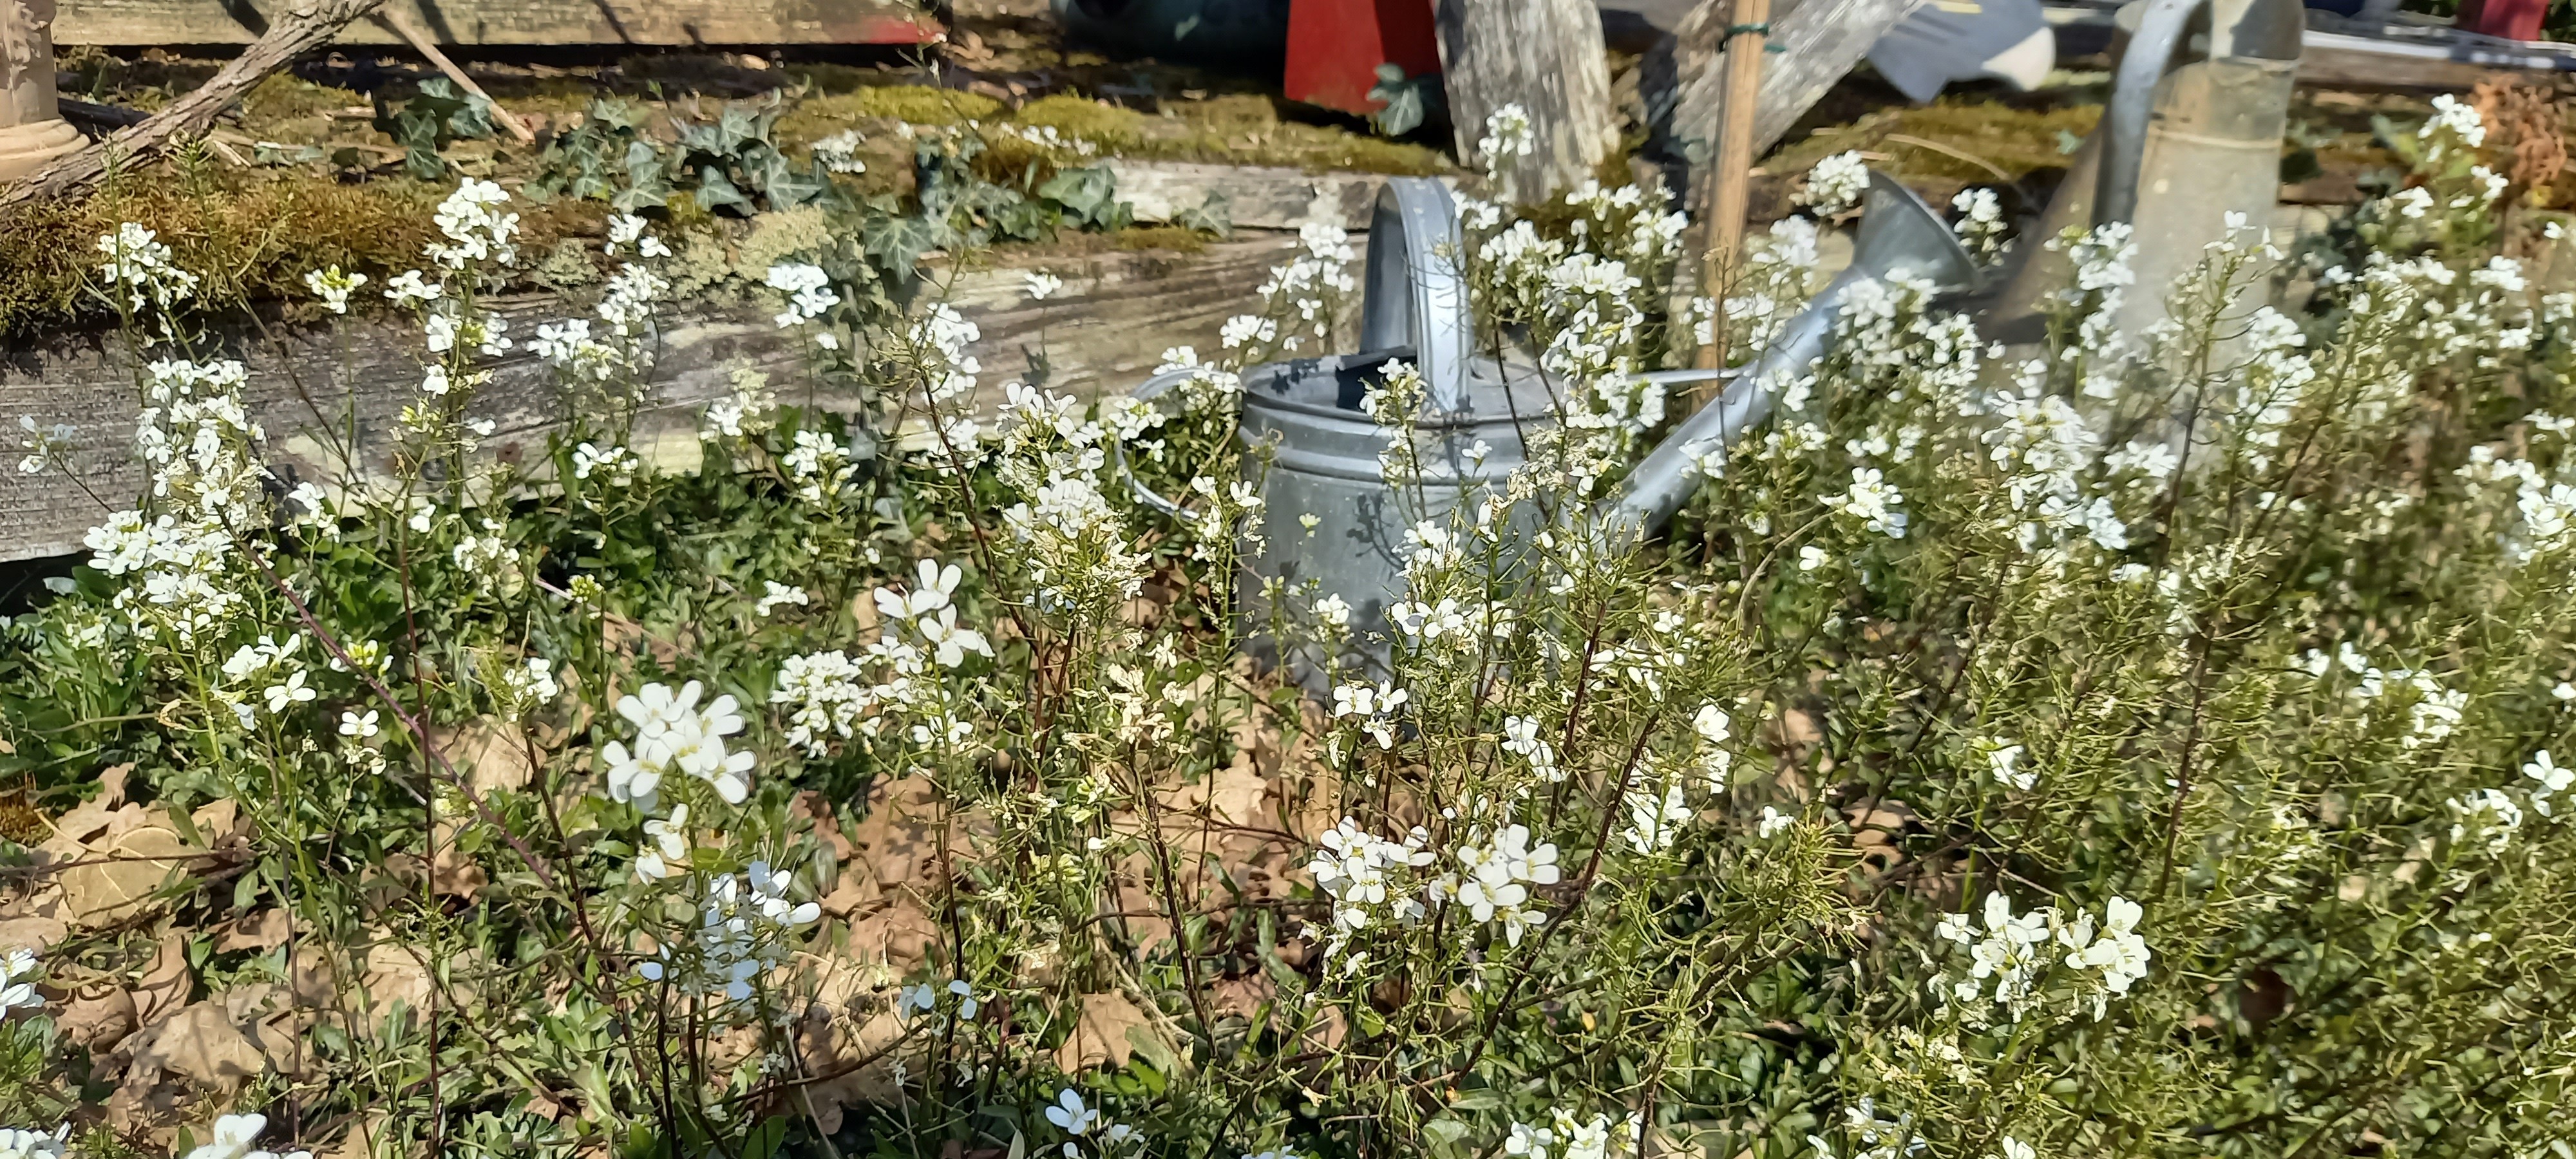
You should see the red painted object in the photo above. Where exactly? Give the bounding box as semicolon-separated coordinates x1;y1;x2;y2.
1283;0;1443;117
2458;0;2548;42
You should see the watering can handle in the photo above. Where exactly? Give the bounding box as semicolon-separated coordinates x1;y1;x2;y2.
2095;0;2201;227
1358;178;1470;413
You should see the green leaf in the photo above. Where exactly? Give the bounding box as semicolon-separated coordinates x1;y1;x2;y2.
736;1116;787;1159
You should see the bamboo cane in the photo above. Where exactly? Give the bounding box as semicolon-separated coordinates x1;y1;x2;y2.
1694;0;1773;370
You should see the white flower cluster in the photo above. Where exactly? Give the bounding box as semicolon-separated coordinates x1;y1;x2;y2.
1430;823;1560;944
2045;221;2139;397
1800;151;1871;215
1307;818;1435;944
0;1125;67;1159
1501;714;1564;781
1932;892;2150;1022
1331;680;1410;748
425;178;520;269
783;429;855;504
1710;217;1825;356
637;862;820;1003
2448;787;2525;854
600;680;755;809
1824;466;1909;540
2293;643;2467;748
2421;92;2488;162
82;355;272;643
1505;1109;1635;1159
768;560;990;757
1950;187;2009;261
1481;103;1535;166
1254;223;1358;347
767;263;841;334
303;265;368;314
97;223;199;324
704;366;779;440
1973;367;2126;552
1043;1088;1137;1156
571;440;638;485
991;382;1151;615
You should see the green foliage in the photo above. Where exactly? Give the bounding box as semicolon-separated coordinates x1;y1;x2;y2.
373;77;498;180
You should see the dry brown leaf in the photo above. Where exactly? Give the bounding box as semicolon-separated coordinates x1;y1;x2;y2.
215;909;292;952
57;809;201;921
844;900;940;974
432;716;538;793
1054;990;1164;1073
795;1005;909;1134
1209;973;1275;1022
59;986;137;1054
130;933;193;1026
131;1002;266;1088
0;883;70;952
361;943;433;1012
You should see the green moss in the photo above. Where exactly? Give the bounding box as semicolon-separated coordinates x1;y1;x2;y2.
1015;95;1153;148
1769;99;2102;187
0;172;603;336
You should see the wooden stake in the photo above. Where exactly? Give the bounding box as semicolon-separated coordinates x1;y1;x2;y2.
375;8;538;144
1694;0;1772;370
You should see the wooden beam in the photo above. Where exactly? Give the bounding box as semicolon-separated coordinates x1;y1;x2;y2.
0;234;1312;562
1434;0;1619;201
52;0;940;47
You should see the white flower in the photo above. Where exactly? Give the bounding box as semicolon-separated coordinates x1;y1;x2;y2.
262;670;316;714
1756;806;1794;838
875;558;962;621
0;948;41;1014
636;804;692;881
1025;271;1065;301
303;266;367;314
766;263;839;327
915;607;994;668
2526;749;2573;816
184;1114;308;1159
755;581;811;617
338;709;380;739
0;1125;68;1159
1800;151;1870;214
1045;1088;1100;1136
1622;781;1687;853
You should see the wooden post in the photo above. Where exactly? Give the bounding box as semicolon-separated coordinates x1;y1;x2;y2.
0;0;86;182
1694;0;1770;370
1434;0;1618;202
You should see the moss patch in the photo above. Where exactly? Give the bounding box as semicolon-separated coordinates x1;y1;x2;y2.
0;174;604;337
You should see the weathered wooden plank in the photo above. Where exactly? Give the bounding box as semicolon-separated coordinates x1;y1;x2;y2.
1108;161;1450;232
1653;0;1916;194
0;232;1309;562
52;0;939;47
1434;0;1618;200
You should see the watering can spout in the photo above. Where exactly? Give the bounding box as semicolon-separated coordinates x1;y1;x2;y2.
1595;171;1982;545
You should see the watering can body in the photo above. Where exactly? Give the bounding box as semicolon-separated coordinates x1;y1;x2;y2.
1131;174;1977;689
1981;0;2304;345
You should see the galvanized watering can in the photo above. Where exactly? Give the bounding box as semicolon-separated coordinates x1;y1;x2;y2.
1128;171;1978;684
1980;0;2306;344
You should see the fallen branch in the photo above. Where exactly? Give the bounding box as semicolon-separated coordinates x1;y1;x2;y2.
0;0;392;211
